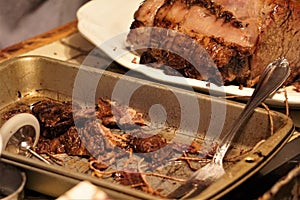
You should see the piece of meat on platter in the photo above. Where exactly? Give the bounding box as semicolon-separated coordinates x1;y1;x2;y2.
127;0;300;89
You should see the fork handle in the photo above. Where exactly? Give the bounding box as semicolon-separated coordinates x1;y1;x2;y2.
213;58;290;165
27;148;51;165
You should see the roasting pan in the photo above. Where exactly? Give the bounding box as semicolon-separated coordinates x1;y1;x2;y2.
0;56;294;199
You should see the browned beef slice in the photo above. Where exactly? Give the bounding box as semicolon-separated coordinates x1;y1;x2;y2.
96;97;144;128
36;126;91;156
59;126;90;156
2;103;31;120
127;0;300;87
31;100;74;139
131;135;167;153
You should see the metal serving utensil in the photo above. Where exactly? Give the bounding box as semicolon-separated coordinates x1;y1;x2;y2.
0;113;53;164
19;141;51;165
168;57;291;199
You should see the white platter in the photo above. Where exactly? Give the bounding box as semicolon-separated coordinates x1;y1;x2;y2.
77;0;300;108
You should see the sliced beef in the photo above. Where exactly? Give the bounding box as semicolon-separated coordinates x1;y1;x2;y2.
36;126;91;156
31;100;74;139
96;97;145;129
131;134;167;153
59;126;90;156
127;0;300;87
1;103;31;120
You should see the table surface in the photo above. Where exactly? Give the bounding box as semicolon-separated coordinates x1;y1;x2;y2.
0;20;299;200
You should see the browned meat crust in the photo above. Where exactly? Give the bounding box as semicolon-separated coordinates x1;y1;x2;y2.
31;100;74;139
127;0;300;87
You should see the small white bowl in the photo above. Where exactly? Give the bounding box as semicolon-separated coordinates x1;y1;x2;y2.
0;113;40;154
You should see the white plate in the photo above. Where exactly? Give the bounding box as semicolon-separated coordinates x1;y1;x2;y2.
77;0;300;108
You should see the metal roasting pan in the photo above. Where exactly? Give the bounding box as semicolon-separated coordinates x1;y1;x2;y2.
0;56;294;199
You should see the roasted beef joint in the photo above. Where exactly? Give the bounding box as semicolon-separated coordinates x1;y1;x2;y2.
127;0;300;88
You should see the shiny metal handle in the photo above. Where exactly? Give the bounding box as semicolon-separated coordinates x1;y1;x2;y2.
27;147;51;165
214;57;290;164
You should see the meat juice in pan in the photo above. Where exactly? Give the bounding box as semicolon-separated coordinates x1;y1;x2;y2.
0;54;293;199
0;96;250;197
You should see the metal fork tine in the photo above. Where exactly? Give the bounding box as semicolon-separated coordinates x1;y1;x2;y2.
168;179;209;199
29;101;41;111
167;57;290;199
168;180;195;199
